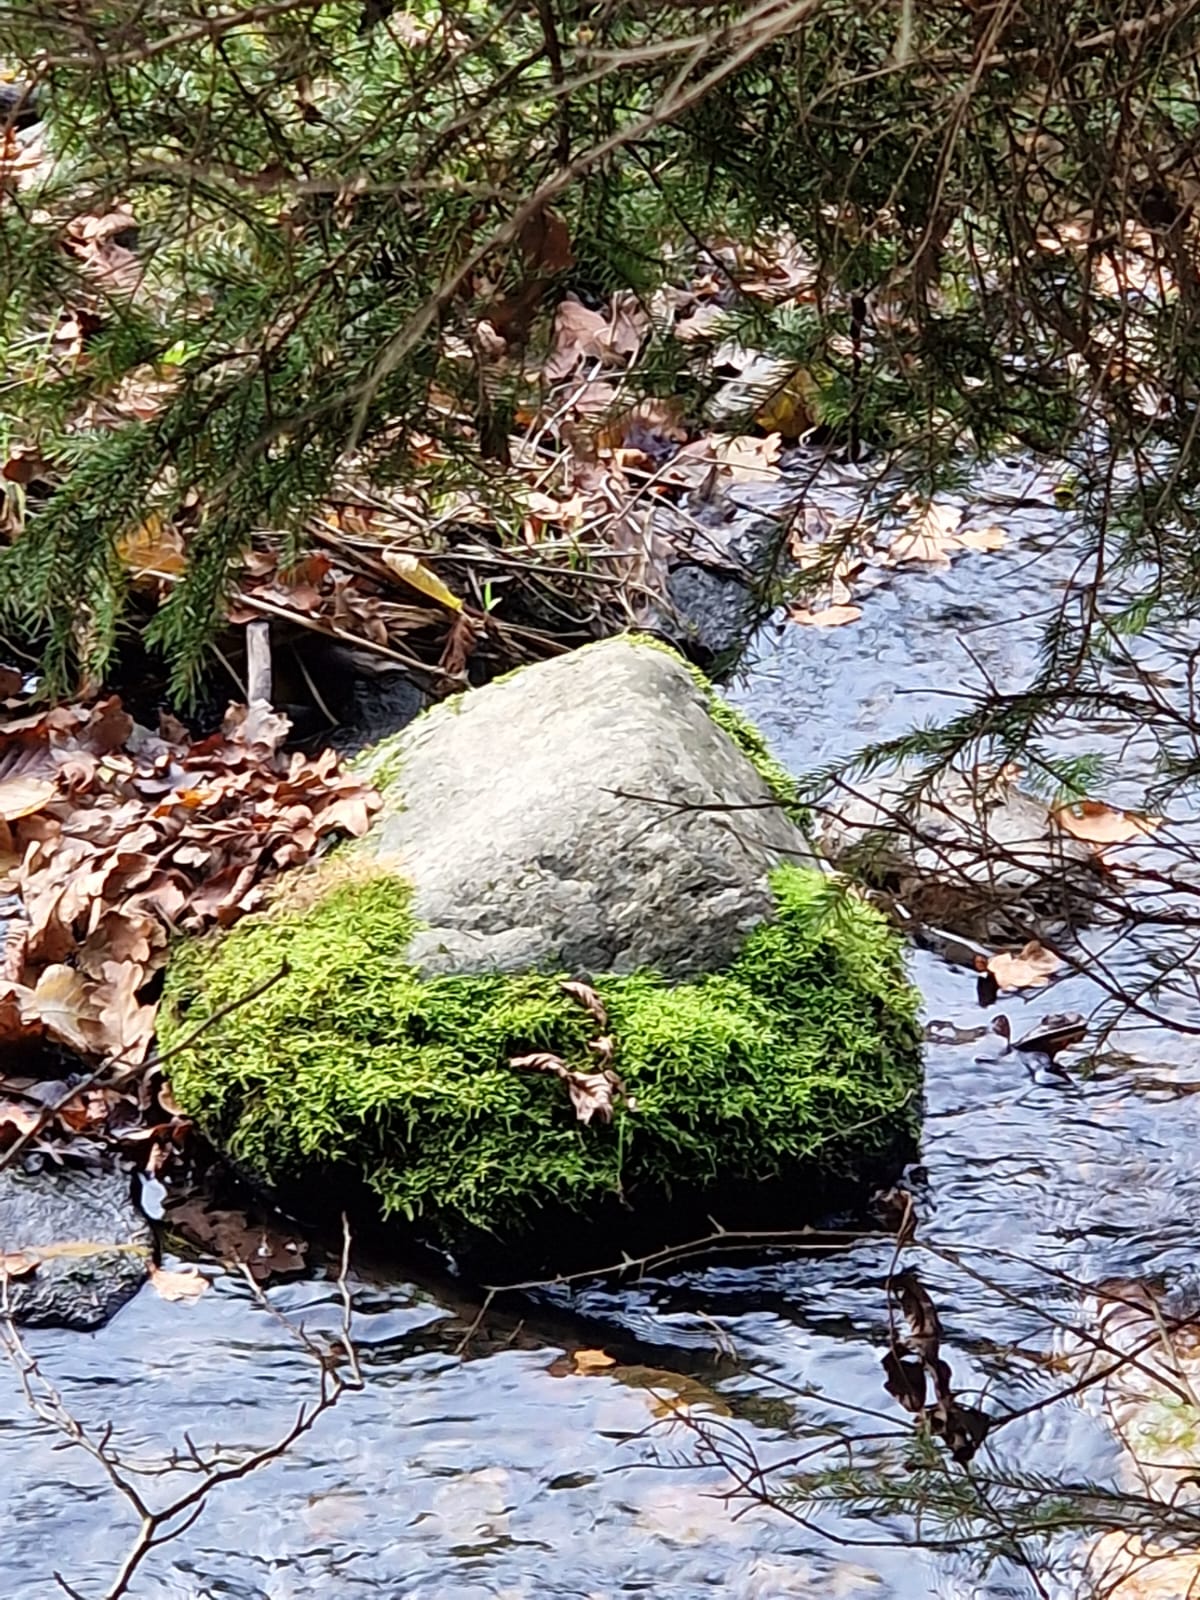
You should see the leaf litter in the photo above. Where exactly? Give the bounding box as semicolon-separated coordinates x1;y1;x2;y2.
0;693;380;1074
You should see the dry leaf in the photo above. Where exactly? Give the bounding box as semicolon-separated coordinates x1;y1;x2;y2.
0;772;55;821
956;524;1008;551
986;941;1062;990
561;979;607;1029
0;1251;38;1281
787;603;862;628
149;1265;210;1302
1054;800;1159;846
380;550;462;611
887;502;963;566
19;964;100;1054
710;432;782;480
565;1070;616;1125
572;1347;617;1373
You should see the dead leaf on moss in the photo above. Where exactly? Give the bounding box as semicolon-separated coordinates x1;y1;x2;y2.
566;1070;617;1125
561;979;607;1029
787;603;862;628
1054;800;1160;846
985;941;1062;990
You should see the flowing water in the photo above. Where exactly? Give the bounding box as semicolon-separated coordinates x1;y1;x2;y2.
4;456;1199;1598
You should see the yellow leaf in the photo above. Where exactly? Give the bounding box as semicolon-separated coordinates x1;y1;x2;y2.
118;512;186;577
572;1347;617;1373
380;550;462;611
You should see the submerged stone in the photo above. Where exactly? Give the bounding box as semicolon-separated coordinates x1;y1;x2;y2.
0;1165;151;1329
160;638;921;1249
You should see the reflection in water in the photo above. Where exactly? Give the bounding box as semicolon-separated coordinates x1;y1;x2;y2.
6;456;1200;1597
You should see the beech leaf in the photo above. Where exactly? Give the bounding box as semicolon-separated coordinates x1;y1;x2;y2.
986;940;1062;991
561;979;608;1030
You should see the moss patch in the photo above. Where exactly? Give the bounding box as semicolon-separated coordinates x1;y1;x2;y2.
161;865;920;1242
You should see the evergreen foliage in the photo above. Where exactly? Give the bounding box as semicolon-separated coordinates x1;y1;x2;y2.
5;0;1200;702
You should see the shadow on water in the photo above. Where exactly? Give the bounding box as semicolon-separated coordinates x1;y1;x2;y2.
6;453;1200;1597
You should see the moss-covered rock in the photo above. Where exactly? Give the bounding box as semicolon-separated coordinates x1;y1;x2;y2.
159;638;922;1248
162;864;919;1240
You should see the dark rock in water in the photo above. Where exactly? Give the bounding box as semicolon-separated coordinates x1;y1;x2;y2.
664;562;762;665
0;1165;152;1329
654;496;793;667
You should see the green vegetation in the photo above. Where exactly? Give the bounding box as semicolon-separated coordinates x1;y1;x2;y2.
7;0;1200;719
160;863;919;1239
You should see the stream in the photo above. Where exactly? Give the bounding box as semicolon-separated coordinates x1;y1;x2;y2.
4;454;1199;1598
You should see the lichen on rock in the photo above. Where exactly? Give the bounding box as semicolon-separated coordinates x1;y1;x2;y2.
158;636;921;1246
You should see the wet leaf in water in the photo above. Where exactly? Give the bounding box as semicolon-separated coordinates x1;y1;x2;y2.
787;603;862;628
1053;799;1160;845
986;940;1062;990
892;1270;941;1362
149;1265;210;1302
883;1346;927;1413
572;1347;617;1373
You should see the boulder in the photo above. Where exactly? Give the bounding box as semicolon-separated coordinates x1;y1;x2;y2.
0;1164;151;1328
160;638;920;1249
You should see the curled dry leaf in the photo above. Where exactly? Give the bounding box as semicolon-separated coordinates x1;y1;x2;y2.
892;1270;942;1363
149;1264;210;1302
1053;799;1160;846
508;1051;625;1125
787;603;862;629
560;979;607;1030
985;940;1062;991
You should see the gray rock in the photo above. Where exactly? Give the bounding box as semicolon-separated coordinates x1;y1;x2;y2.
0;1164;151;1329
352;638;813;979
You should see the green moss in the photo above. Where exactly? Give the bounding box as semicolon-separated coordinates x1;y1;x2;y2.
161;865;920;1240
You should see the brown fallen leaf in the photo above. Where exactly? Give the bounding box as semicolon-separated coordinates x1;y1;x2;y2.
886;502;963;566
572;1347;617;1373
561;979;607;1030
0;1250;38;1281
986;940;1062;990
0;1099;42;1144
565;1070;616;1125
149;1265;210;1302
508;1052;624;1125
19;964;101;1054
1054;800;1160;846
787;603;862;628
